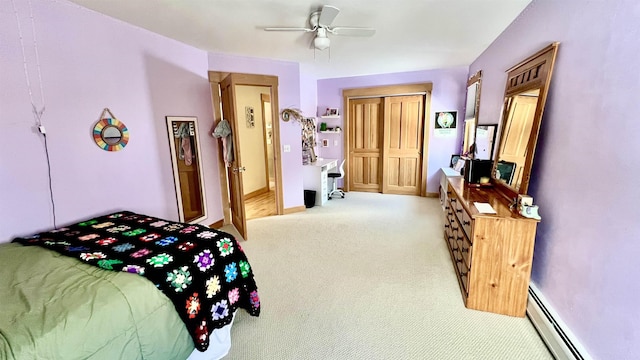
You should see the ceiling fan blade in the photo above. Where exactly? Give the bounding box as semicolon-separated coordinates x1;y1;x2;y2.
330;27;376;37
318;5;340;27
264;27;315;32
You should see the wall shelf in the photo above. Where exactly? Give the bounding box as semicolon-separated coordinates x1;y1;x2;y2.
320;115;340;119
320;130;342;134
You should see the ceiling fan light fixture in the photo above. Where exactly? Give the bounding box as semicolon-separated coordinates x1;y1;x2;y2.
314;36;330;50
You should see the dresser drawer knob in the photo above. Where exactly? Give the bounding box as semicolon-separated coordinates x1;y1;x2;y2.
463;220;470;226
456;209;463;213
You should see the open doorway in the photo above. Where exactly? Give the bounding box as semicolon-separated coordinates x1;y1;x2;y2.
234;87;276;220
208;72;283;240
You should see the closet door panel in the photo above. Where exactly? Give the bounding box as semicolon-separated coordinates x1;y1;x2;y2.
349;98;383;192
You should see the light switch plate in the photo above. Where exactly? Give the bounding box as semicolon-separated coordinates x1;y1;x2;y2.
334;140;338;146
283;144;290;152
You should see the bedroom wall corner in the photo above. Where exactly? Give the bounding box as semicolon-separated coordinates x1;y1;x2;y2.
1;0;224;243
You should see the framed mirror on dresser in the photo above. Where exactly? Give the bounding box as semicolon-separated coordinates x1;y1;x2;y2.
493;42;560;201
442;43;559;317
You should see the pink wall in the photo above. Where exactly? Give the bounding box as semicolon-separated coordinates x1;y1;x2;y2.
470;0;640;358
207;53;309;209
317;67;469;193
1;0;222;242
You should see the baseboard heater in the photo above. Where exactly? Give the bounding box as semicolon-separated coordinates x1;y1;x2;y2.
527;284;592;360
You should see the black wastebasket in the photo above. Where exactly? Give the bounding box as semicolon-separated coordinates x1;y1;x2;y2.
304;190;317;208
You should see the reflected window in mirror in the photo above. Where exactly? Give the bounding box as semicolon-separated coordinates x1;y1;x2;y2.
491;43;559;200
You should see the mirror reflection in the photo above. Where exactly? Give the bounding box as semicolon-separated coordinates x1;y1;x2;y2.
495;89;539;189
463;71;482;156
474;124;498;160
102;126;122;145
166;117;207;224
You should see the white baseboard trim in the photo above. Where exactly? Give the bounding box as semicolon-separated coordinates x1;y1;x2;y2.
527;283;592;360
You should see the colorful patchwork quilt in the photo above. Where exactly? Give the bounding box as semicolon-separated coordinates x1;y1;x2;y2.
12;211;260;352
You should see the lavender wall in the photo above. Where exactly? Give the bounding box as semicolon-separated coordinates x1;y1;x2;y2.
1;0;222;243
207;53;306;209
317;67;469;193
470;1;640;358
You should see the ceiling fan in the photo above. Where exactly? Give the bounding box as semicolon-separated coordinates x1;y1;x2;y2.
264;5;375;51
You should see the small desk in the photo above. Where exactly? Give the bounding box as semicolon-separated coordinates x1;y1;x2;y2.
303;158;338;206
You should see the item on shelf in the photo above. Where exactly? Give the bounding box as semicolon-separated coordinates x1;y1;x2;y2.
320;122;327;131
324;107;339;116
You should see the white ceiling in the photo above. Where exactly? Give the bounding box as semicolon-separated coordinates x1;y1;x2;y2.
69;0;532;79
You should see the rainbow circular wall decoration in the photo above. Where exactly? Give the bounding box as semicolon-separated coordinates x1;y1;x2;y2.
93;117;129;151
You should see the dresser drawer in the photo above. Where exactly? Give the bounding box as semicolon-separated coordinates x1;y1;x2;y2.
460;236;473;268
460;210;473;242
456;260;469;294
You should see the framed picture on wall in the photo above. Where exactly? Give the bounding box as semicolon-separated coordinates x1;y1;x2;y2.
322;139;329;147
434;111;457;137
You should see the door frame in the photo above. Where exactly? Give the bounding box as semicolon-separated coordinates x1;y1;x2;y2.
342;83;432;196
208;71;284;232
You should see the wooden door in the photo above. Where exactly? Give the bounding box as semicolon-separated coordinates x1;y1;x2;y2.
382;95;424;195
220;74;247;239
349;98;383;192
498;94;538;188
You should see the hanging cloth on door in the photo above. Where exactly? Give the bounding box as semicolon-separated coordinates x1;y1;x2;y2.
212;119;233;167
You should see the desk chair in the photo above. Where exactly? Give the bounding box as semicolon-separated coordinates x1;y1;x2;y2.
328;160;345;199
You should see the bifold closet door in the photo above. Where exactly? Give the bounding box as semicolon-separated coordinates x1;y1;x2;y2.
349;97;383;192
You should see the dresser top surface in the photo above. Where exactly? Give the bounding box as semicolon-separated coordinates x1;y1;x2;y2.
448;177;538;221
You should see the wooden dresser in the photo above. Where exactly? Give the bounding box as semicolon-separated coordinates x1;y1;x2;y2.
443;176;538;317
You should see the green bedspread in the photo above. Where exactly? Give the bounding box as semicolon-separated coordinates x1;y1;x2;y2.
0;243;194;360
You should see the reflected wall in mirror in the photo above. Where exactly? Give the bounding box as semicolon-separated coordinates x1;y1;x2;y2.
474;124;498;160
492;42;559;200
463;70;482;156
166;116;207;223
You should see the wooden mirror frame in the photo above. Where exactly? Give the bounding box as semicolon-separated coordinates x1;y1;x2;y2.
492;42;559;201
463;70;482;157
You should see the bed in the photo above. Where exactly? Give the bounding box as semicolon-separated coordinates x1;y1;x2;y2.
0;211;260;359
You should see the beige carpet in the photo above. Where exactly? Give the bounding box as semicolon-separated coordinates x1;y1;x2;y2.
221;192;552;360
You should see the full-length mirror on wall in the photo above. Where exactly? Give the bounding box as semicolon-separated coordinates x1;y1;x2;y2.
492;42;559;199
462;70;482;156
166;116;207;223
